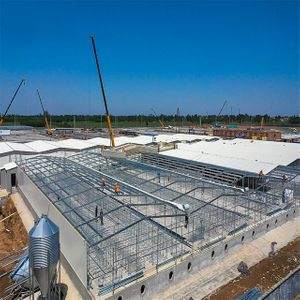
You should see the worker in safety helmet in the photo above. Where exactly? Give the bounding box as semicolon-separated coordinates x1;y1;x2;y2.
102;178;107;186
258;169;263;183
115;183;120;193
283;174;287;181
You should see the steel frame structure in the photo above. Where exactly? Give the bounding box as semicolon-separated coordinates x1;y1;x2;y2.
17;151;299;292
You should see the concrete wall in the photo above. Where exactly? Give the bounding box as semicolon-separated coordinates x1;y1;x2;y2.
17;167;90;299
106;205;300;300
0;168;5;189
261;268;300;300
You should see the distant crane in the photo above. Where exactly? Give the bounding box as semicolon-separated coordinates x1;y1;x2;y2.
37;90;52;135
0;79;25;128
90;34;115;147
260;117;264;130
151;108;165;128
208;100;227;136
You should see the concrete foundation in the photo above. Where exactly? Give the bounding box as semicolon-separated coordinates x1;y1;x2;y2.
105;206;300;300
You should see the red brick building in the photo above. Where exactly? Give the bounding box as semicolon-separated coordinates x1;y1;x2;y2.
213;128;281;140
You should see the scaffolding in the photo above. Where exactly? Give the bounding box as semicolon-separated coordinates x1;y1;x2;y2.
17;151;299;292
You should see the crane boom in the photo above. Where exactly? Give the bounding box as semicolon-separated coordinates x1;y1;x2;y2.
217;100;227;118
89;34;115;147
37;89;52;135
151;108;165;128
208;100;227;136
0;79;25;128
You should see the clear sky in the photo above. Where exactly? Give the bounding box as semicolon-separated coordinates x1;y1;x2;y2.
0;0;299;117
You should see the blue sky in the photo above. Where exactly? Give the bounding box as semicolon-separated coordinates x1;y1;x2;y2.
0;1;299;116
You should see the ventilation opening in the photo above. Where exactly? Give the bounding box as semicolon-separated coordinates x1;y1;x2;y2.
11;173;16;187
211;251;215;259
188;262;192;271
241;236;244;243
169;271;174;281
140;285;146;295
225;244;228;252
118;297;123;300
286;214;289;218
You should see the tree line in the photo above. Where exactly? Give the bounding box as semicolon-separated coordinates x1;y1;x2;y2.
1;113;299;128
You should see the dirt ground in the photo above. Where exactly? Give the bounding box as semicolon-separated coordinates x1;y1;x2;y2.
204;237;300;300
0;197;29;299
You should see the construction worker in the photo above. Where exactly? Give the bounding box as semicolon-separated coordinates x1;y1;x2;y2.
100;208;104;225
283;174;287;181
115;183;120;193
282;188;287;204
102;178;107;186
123;147;125;152
102;145;105;150
184;215;189;228
258;169;263;183
95;205;99;222
157;172;161;183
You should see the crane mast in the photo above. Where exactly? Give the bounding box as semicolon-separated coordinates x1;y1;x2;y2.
208;100;227;136
260;117;264;130
89;34;115;147
37;89;52;135
0;79;25;128
151;108;165;128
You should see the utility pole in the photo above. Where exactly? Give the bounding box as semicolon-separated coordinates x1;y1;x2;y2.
73;115;76;128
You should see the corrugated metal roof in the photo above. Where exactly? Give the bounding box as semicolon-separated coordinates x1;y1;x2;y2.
161;138;299;173
25;141;59;153
5;142;34;153
4;162;18;171
0;142;14;155
53;139;96;150
0;135;299;174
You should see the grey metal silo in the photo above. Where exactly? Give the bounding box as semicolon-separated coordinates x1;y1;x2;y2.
29;214;59;299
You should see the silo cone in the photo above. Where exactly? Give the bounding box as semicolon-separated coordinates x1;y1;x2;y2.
29;214;59;298
11;249;39;289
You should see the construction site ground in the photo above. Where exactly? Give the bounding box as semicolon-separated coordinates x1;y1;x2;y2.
0;192;82;300
0;197;29;299
205;237;300;300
